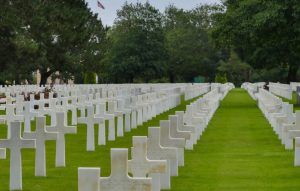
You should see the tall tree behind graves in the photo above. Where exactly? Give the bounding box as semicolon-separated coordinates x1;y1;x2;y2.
164;5;224;82
0;0;107;85
106;2;167;83
213;0;300;82
0;1;39;84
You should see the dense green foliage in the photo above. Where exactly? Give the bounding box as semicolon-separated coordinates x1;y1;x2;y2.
215;73;228;84
0;0;107;85
1;1;300;85
105;2;167;83
217;51;251;86
102;3;224;83
83;72;97;84
213;0;300;83
0;1;226;85
164;5;224;82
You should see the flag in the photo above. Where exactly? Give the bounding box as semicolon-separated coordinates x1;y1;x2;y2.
97;0;105;9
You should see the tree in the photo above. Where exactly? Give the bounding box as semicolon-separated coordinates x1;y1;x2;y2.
106;2;167;83
213;0;300;82
0;1;39;84
217;51;252;86
0;0;107;85
164;5;225;82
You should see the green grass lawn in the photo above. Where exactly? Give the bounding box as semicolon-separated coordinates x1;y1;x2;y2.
168;88;300;191
0;95;200;191
1;89;300;191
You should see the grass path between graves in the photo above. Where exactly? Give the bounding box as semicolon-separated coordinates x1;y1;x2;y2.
0;95;201;191
168;88;300;191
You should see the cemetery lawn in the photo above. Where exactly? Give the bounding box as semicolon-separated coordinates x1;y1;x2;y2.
168;88;300;191
0;95;199;191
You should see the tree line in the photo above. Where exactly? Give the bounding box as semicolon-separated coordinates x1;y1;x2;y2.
1;0;299;86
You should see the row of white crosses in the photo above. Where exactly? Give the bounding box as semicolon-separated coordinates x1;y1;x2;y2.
242;83;300;167
0;83;209;190
78;85;232;191
77;87;188;151
268;82;293;100
0;112;76;190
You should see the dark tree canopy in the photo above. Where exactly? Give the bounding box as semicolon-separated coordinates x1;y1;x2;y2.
213;0;300;82
0;0;107;85
2;0;298;85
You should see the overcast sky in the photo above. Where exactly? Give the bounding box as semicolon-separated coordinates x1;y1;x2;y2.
86;0;221;26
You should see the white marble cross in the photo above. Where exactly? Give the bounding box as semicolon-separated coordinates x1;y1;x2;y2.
176;111;197;145
118;99;131;133
61;97;78;125
160;120;185;167
128;136;167;191
6;104;24;138
147;127;177;190
78;105;104;151
100;148;152;191
23;102;38;133
108;100;125;137
130;96;138;129
23;116;58;176
96;102;115;141
169;115;193;150
46;112;77;167
0;121;36;190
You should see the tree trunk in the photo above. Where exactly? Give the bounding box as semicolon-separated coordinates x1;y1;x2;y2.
169;72;175;83
40;70;52;86
287;64;298;83
129;75;134;83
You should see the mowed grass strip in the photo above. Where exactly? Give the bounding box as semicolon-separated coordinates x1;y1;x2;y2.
168;89;300;191
0;95;200;191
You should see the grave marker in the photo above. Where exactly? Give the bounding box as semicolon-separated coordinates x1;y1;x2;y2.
128;136;167;191
23;116;58;176
160;120;185;167
78;105;104;151
100;148;152;191
147;127;177;189
46;112;77;167
0;121;36;190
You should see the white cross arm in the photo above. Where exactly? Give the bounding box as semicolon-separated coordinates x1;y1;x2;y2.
288;130;300;139
0;140;12;148
65;126;77;134
77;117;87;124
21;139;36;149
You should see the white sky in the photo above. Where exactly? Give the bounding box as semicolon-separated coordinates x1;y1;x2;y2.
86;0;221;26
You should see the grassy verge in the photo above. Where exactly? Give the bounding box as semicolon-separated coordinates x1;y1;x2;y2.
168;88;300;191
